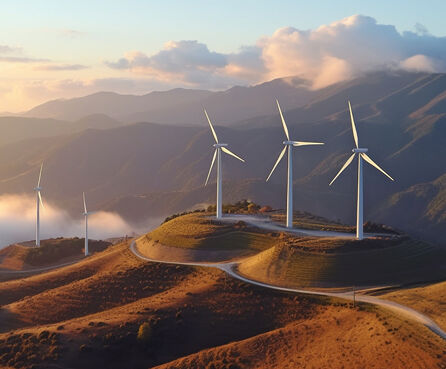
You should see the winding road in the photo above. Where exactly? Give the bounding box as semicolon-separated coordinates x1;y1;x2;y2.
130;238;446;341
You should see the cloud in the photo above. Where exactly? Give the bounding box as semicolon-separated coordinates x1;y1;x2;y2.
106;41;253;89
0;45;22;54
0;56;50;63
34;64;89;71
259;15;446;88
60;29;85;38
0;194;149;249
106;15;446;90
2;15;446;112
399;54;444;73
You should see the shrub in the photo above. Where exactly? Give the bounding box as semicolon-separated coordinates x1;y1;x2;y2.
259;205;272;213
137;322;153;345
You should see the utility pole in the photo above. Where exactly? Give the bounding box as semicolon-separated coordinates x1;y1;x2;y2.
353;285;356;308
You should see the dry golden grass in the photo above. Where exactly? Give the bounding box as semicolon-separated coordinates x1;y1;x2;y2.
238;239;446;288
154;303;445;369
0;238;110;273
148;213;277;252
381;280;446;331
0;239;444;369
0;244;28;270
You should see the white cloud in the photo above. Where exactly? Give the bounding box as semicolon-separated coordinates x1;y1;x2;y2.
399;54;444;73
0;194;142;249
34;64;88;71
106;14;446;90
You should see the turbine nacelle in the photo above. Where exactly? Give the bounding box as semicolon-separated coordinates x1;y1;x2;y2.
282;140;295;145
34;187;42;191
213;143;228;148
352;148;368;153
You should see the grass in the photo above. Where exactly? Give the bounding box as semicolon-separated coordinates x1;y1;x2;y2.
25;238;111;266
148;213;277;252
380;280;446;331
238;238;446;288
271;212;397;234
0;238;111;269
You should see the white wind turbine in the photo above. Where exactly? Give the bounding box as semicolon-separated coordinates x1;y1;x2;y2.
329;101;394;240
204;109;245;219
83;192;95;256
266;99;324;228
34;163;44;247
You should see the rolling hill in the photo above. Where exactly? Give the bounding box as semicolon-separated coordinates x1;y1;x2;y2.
0;238;444;369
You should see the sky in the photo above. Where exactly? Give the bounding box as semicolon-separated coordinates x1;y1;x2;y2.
0;0;445;112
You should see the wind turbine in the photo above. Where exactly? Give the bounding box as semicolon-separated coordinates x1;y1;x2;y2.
204;109;245;219
266;99;324;228
329;101;394;240
83;192;95;256
34;163;44;247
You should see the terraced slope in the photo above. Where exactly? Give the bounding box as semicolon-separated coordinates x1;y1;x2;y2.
238;238;446;288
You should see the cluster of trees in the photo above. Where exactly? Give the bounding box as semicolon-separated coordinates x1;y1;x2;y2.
207;199;272;214
162;200;273;224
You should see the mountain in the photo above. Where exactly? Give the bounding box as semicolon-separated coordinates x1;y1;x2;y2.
24;89;212;122
1;71;446;242
0;114;122;147
23;78;325;125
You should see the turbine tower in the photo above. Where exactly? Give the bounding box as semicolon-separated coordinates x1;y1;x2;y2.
329;101;394;240
83;192;95;256
266;99;324;228
204;109;245;219
34;163;44;247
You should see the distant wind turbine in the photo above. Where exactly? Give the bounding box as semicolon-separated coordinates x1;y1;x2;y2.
83;192;95;256
266;99;324;228
34;163;44;247
329;101;394;240
204;109;245;219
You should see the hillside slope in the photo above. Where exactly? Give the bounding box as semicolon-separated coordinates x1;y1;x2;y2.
0;240;444;369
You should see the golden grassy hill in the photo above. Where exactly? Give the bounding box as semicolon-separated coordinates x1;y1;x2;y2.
0;240;444;369
141;212;446;288
237;237;446;289
380;280;446;331
0;238;111;273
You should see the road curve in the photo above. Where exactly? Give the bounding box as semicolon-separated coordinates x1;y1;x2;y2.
130;240;446;341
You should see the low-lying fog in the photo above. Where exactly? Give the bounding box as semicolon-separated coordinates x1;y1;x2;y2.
0;194;160;249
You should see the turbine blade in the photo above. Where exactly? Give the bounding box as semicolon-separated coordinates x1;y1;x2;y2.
361;153;394;181
292;141;324;147
205;149;217;186
37;162;43;187
38;191;44;209
329;153;356;186
204;109;218;143
276;99;290;141
348;101;359;148
266;146;287;182
221;147;245;162
83;192;87;213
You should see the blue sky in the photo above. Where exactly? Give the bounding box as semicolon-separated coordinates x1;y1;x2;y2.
2;0;445;60
0;1;445;111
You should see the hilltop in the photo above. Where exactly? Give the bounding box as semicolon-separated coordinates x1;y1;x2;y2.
0;238;111;275
135;211;446;289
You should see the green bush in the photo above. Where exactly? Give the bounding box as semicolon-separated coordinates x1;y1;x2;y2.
137;322;153;345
